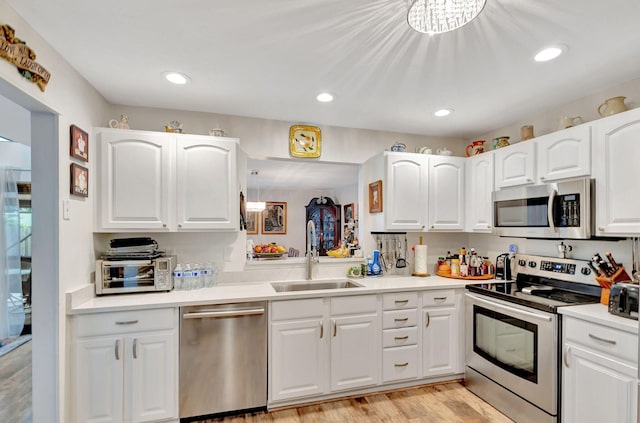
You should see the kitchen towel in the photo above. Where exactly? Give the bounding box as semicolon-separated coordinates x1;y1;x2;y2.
414;244;428;275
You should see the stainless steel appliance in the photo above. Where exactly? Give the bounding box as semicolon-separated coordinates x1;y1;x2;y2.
179;302;267;420
494;253;513;280
609;282;639;320
95;256;175;295
492;178;593;239
465;254;601;423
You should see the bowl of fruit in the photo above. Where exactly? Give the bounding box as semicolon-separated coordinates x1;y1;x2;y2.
253;243;287;259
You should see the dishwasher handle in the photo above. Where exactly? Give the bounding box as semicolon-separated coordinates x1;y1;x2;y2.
182;307;265;319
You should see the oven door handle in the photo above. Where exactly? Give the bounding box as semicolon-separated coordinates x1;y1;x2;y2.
548;188;558;233
466;293;553;322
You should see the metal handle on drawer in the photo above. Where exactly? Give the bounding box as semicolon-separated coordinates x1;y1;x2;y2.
394;318;409;323
395;299;409;305
395;336;409;341
115;320;139;326
433;297;447;302
115;339;120;361
333;319;337;337
563;346;570;368
133;338;138;359
320;320;324;339
425;312;430;327
182;308;265;319
588;333;617;345
394;362;409;367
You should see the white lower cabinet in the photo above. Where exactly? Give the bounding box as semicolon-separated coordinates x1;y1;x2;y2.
73;309;178;423
562;316;638;423
382;292;419;383
422;290;463;377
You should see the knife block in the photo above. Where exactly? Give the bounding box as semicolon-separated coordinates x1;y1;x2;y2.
594;267;632;305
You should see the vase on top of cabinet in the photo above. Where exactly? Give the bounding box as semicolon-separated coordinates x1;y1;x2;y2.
598;96;628;117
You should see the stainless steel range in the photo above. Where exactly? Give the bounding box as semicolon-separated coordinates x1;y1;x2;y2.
465;254;602;423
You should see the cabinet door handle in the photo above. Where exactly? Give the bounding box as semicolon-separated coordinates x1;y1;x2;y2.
588;333;616;345
563;346;570;368
115;339;120;361
395;335;409;341
162;224;167;228
394;299;409;305
333;319;337;337
115;320;139;326
394;362;409;367
434;297;447;302
394;318;409;323
133;338;138;359
319;320;324;339
598;227;605;232
178;224;182;228
540;176;546;180
425;312;430;327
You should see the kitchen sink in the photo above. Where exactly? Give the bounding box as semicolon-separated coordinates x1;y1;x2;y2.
271;280;364;292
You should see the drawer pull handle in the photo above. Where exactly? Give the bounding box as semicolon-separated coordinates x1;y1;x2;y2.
133;338;138;359
115;339;120;361
395;362;409;367
115;320;139;326
395;299;409;305
333;319;337;337
425;312;430;327
434;297;447;302
588;333;616;345
320;320;324;339
395;336;409;341
394;318;409;323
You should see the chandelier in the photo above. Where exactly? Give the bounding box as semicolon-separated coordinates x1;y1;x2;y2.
407;0;486;35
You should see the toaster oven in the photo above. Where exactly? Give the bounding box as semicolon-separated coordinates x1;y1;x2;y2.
96;256;175;295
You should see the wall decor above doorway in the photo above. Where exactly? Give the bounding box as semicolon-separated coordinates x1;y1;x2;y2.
289;125;321;158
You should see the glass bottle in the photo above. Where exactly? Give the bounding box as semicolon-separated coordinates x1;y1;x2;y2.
173;264;183;291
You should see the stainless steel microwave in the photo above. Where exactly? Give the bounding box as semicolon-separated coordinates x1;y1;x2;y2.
492;178;594;239
96;256;175;295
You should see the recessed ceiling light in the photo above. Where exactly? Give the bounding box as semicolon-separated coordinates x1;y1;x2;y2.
534;46;565;62
434;108;453;117
317;92;334;102
163;72;191;85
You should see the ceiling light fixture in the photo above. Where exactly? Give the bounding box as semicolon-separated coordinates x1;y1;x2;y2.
534;46;565;62
434;108;453;117
163;71;191;85
316;92;334;102
246;170;266;212
407;0;487;35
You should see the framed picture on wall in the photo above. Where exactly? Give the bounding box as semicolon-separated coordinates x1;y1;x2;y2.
70;163;88;197
70;124;88;162
344;203;355;222
246;211;259;234
262;202;287;234
368;180;382;213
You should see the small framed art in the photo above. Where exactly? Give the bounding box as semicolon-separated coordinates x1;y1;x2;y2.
289;125;321;158
70;163;88;197
70;124;88;162
368;180;382;213
246;211;259;234
262;202;287;234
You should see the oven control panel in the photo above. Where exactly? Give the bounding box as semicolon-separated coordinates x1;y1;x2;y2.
540;260;576;275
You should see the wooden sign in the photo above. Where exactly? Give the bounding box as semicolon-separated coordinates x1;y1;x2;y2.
0;25;51;92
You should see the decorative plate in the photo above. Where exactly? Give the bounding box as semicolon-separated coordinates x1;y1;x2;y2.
289;125;321;158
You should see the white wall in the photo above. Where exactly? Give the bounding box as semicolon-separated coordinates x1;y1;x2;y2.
0;93;30;145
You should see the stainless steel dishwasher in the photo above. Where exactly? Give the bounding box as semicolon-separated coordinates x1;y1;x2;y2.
179;301;267;420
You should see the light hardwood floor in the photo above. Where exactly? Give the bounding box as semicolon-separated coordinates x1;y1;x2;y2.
0;340;32;423
198;382;514;423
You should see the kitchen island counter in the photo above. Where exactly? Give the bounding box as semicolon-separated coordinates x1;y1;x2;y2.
67;275;470;314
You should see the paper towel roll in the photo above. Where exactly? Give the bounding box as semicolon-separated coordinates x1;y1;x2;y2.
414;245;428;275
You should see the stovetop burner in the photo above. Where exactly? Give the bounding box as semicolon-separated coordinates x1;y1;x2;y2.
466;254;602;313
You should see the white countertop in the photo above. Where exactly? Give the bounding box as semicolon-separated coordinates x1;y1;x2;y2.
559;303;639;334
68;274;471;314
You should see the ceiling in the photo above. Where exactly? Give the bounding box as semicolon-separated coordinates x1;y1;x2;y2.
8;0;640;139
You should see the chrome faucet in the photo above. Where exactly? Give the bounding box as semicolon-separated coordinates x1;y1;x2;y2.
306;220;319;280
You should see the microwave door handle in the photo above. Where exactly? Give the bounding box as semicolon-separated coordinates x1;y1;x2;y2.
548;188;558;233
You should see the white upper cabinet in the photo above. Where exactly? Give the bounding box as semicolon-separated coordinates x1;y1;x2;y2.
96;128;239;232
98;130;173;230
384;152;429;231
428;156;465;231
494;141;536;189
175;135;237;230
593;108;640;235
537;125;592;182
465;152;494;233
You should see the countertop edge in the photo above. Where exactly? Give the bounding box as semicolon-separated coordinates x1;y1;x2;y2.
558;303;639;333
